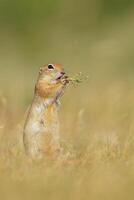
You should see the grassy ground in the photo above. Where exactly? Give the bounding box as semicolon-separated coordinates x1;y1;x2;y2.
0;1;134;199
0;79;134;200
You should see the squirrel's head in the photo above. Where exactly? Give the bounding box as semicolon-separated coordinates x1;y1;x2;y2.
35;64;68;99
38;64;65;84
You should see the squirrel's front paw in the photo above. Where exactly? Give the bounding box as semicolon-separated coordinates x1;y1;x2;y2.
61;76;69;85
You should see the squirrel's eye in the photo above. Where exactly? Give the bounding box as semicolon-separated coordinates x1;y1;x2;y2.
48;64;54;70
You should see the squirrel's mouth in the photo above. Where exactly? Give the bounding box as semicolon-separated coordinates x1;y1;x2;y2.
55;72;66;81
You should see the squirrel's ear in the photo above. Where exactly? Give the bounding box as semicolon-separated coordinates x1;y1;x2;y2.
39;67;43;74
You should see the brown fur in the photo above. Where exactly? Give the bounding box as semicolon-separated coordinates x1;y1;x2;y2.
23;64;68;159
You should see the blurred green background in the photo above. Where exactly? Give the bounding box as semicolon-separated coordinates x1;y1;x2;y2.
0;0;134;117
1;2;134;200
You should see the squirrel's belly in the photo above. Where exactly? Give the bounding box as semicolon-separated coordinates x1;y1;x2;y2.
23;105;60;158
23;120;46;158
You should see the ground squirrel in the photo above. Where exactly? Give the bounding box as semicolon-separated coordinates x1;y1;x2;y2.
23;64;68;159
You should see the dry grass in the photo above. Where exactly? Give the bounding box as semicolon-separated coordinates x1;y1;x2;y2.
0;80;134;200
0;7;134;199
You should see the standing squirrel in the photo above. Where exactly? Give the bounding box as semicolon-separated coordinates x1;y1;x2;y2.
23;64;68;159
